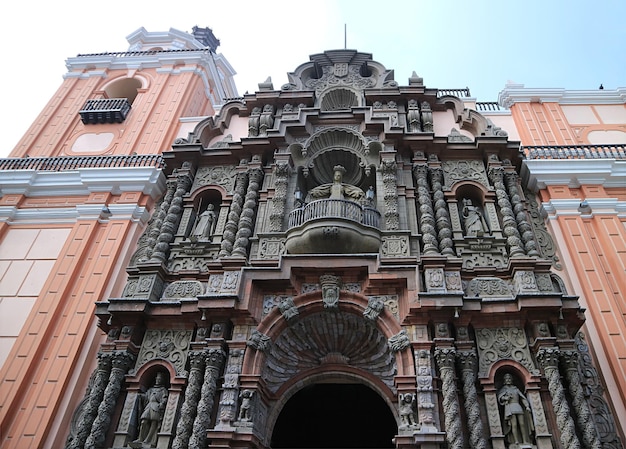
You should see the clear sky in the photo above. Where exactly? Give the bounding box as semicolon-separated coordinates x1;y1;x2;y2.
1;0;624;157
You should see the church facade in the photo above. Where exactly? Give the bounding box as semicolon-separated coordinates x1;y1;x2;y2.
0;27;623;449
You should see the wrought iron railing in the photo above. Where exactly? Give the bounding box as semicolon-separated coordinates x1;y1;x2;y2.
437;88;471;98
288;199;380;229
475;101;503;111
524;144;626;160
0;154;164;171
79;98;132;124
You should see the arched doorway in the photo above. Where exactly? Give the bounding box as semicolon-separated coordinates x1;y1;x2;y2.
271;383;397;448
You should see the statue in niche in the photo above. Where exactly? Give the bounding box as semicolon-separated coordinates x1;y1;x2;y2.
190;204;217;241
130;372;169;448
398;393;418;429
309;165;365;201
461;198;489;236
238;389;254;421
497;373;534;447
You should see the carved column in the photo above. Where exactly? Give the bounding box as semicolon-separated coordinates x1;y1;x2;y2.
188;348;226;448
413;163;438;254
85;351;135;448
380;158;399;230
146;181;177;258
430;167;454;256
537;348;581;449
488;166;524;257
434;347;464;449
67;352;113;449
504;170;539;257
414;349;438;431
232;167;264;258
561;350;602;449
171;351;206;449
457;350;487;449
269;161;290;232
219;172;248;257
216;348;245;428
151;167;193;262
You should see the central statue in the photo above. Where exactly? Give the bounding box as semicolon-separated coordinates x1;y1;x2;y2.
309;165;365;201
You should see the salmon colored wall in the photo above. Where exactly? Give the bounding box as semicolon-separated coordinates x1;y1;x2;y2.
0;217;137;448
9;68;215;159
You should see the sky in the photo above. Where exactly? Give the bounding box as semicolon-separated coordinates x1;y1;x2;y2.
1;0;624;157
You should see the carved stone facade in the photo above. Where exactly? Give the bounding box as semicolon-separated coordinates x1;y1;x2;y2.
78;48;621;449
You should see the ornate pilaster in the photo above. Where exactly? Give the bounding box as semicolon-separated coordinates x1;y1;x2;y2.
380;158;399;230
504;170;539;257
85;351;135;449
413;163;438;254
66;352;113;449
414;349;437;431
457;350;487;449
488;166;524;257
188;348;226;448
216;348;245;428
430;167;454;256
146;181;177;258
151;167;193;263
537;348;581;449
171;351;206;449
232;167;264;258
269;161;290;232
219;172;248;257
434;347;464;449
561;350;602;449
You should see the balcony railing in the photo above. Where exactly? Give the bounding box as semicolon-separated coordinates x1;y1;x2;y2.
475;101;504;111
524;144;626;160
0;154;164;171
437;88;471;98
288;199;380;229
79;98;131;124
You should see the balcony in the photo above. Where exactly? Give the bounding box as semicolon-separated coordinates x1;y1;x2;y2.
286;199;381;254
79;98;131;124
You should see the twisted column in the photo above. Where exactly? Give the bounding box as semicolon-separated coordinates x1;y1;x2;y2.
489;167;524;257
435;347;464;449
66;352;113;449
269;161;290;232
172;351;206;449
146;180;176;257
430;167;454;255
561;350;602;449
457;350;487;449
151;169;193;262
219;172;248;257
413;163;438;254
232;168;264;258
85;351;135;448
505;171;539;257
188;348;226;448
537;348;581;449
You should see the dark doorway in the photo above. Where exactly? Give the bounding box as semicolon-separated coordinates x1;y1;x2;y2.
271;383;397;448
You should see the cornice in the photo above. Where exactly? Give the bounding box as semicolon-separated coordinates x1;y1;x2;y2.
522;158;626;190
0;204;151;224
498;83;626;108
0;166;166;198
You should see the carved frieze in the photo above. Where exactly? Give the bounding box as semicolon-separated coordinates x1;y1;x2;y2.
381;234;410;257
206;271;240;295
475;327;538;376
257;237;286;260
162;280;205;299
466;277;514;300
442;160;489;188
191;165;237;195
134;329;193;375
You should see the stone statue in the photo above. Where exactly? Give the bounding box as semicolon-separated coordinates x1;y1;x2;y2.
462;198;488;236
131;372;169;448
497;373;534;446
309;165;365;201
398;393;418;429
191;204;217;241
238;389;254;421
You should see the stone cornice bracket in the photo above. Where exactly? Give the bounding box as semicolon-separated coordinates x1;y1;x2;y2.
246;329;272;353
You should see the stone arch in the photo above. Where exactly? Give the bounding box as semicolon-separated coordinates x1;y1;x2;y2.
243;290;410;393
